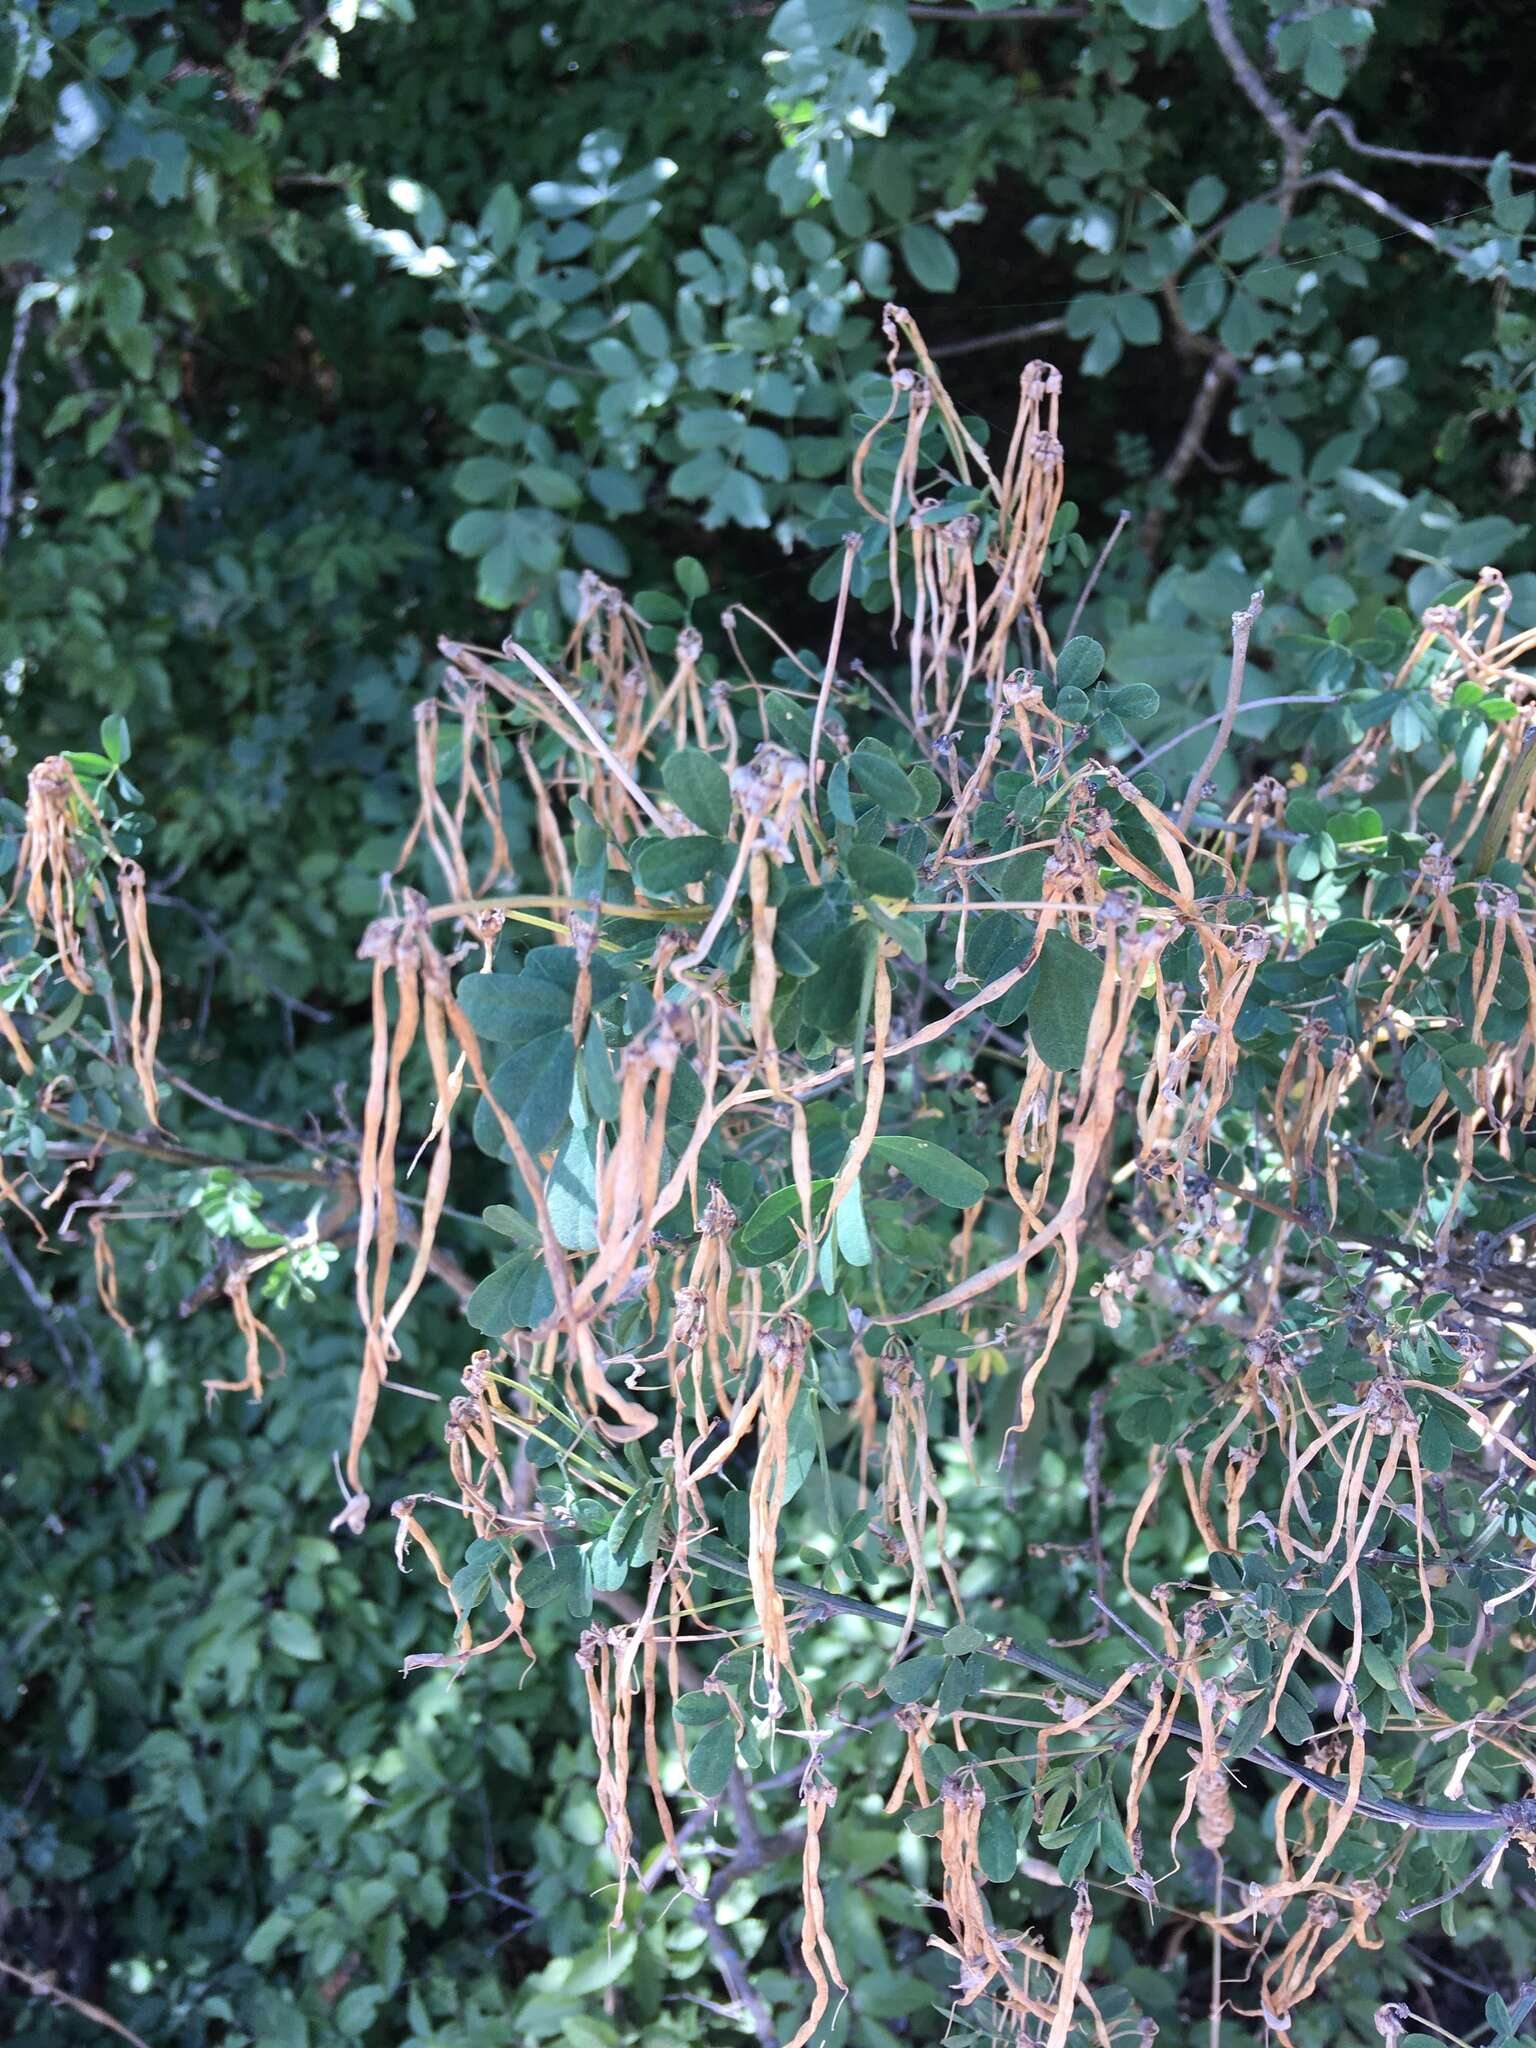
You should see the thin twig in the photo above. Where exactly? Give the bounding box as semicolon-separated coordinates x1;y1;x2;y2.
0;1957;153;2048
808;533;861;825
160;1070;327;1150
489;639;670;833
146;891;333;1023
1064;509;1130;644
43;1108;341;1185
1177;591;1264;832
928;317;1068;360
691;1899;776;2047
1140;352;1237;556
1203;0;1298;146
1135;692;1338;772
0;1233;77;1377
1395;1838;1506;1921
1188;808;1304;846
1311;109;1536;181
0;297;34;556
1312;167;1443;249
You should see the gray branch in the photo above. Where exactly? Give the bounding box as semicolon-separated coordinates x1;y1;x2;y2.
1312;109;1536;181
0;297;34;556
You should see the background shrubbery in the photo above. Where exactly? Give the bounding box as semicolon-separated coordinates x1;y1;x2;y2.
4;4;1536;2045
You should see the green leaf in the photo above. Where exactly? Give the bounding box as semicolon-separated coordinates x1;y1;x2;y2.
631;833;728;897
737;1179;835;1264
141;1487;190;1540
1224;1693;1273;1765
470;404;523;448
850;740;924;820
833;1178;873;1267
1272;1688;1313;1746
1056;635;1105;693
1115;294;1159;346
482;1204;539;1245
781;1379;820;1508
1117;0;1199;23
674;1689;729;1726
675;555;709;600
869;1136;988;1207
1184;175;1227;227
520;1546;588;1610
1304;30;1346;98
708;468;770;530
586;1537;630;1593
478;182;522;254
802;923;878;1041
1220;202;1285;266
741;426;790;481
1108;621;1215;689
977;1799;1018;1884
1057;1820;1100;1884
242;1910;294;1966
845;843;916;900
450;1548;495;1615
765;690;814;756
465;1250;555;1338
99;713;131;764
1180;262;1229;332
662;748;733;836
547;1125;600;1253
522;463;581;510
1402;1039;1443;1109
1218;288;1272;355
1026;931;1105;1071
452;454;518;503
628;302;670;358
687;1719;736;1799
898;223;959;294
1105;681;1159;722
269;1611;324;1661
477;1029;576;1155
460;949;618;1046
883;1654;945;1705
1056;684;1091;722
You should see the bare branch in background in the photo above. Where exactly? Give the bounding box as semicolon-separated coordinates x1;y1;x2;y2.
928;316;1068;359
691;1899;778;2048
0;1957;153;2048
0;297;33;556
1135;692;1341;773
1311;108;1536;180
1311;166;1444;248
1064;508;1130;643
147;889;334;1025
1139;349;1237;557
1203;0;1299;148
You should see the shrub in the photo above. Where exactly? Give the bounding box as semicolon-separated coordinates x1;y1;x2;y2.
9;318;1536;2045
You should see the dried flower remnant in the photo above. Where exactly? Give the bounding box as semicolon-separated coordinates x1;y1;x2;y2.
13;755;100;993
782;1757;845;2048
202;1268;284;1404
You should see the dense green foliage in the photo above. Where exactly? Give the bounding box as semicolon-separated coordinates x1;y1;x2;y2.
5;4;1536;2046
